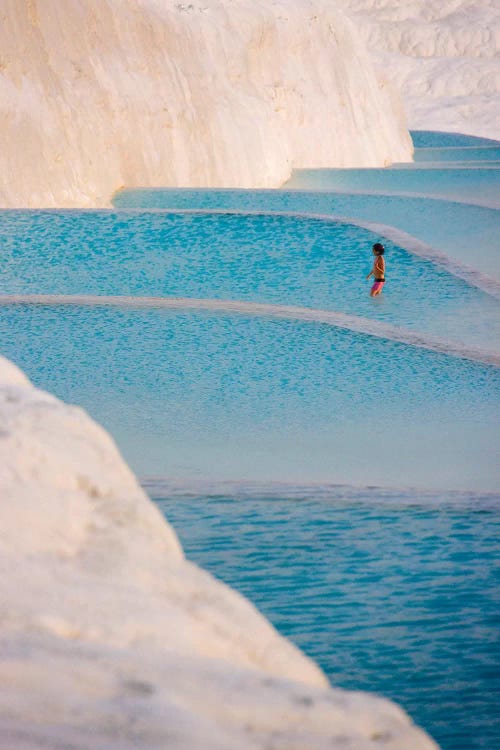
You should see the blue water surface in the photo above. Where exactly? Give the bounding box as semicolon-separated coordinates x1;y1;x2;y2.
410;131;500;148
411;146;500;164
1;305;498;490
1;209;499;351
153;487;500;750
1;129;499;750
111;191;500;280
283;168;500;208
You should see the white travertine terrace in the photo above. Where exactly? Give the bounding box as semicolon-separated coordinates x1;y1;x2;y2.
0;355;439;749
0;0;412;208
337;0;500;141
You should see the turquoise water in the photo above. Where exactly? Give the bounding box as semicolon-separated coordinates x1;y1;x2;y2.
276;133;498;207
112;191;500;280
1;130;499;749
1;210;498;350
283;168;500;208
393;161;500;169
1;305;498;490
410;131;500;148
412;147;500;163
153;486;500;750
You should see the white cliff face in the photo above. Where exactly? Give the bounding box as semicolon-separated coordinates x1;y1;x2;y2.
0;355;439;750
337;0;500;141
0;0;412;208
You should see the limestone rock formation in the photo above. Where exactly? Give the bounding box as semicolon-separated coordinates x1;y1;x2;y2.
337;0;500;140
0;0;411;208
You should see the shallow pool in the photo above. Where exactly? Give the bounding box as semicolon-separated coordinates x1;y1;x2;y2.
411;146;500;164
1;209;498;351
1;130;499;750
410;131;500;148
1;304;498;490
283;167;500;209
153;486;500;750
112;190;500;281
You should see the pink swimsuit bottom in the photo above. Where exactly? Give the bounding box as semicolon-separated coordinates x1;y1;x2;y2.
371;279;385;293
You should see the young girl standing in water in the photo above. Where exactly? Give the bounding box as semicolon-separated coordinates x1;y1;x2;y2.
367;242;385;297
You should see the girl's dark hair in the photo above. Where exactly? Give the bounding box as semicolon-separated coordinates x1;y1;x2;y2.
373;242;385;255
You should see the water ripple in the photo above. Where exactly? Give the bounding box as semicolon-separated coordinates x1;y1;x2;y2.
2;293;498;367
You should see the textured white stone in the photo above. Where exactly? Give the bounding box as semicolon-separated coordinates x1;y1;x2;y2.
337;0;500;140
0;355;438;749
0;0;412;208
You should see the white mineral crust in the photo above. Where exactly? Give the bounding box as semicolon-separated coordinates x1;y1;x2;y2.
337;0;500;141
0;0;412;208
0;355;438;749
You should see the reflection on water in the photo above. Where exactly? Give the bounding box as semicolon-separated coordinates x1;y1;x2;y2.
411;146;500;163
283;167;500;208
